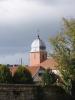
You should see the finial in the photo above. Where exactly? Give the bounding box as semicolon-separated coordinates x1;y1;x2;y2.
37;29;40;39
38;35;40;39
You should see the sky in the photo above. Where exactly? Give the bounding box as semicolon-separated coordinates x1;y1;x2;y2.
0;0;75;65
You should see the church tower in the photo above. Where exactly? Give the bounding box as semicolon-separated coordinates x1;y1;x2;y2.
30;35;47;66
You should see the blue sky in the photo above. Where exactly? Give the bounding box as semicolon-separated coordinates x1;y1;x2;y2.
0;0;75;65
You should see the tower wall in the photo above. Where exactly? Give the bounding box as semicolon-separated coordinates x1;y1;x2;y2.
30;51;47;66
29;35;47;66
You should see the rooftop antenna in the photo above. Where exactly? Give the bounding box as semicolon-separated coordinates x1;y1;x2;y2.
21;58;22;66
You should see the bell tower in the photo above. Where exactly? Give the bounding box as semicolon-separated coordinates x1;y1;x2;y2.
29;35;47;66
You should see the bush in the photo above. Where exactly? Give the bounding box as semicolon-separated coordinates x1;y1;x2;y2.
0;65;12;83
42;69;57;86
13;66;33;84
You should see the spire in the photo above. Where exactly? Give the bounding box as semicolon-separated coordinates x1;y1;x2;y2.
37;29;40;39
37;34;40;39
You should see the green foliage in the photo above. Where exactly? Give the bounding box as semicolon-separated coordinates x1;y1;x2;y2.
13;66;33;84
0;65;12;83
49;18;75;94
42;70;57;86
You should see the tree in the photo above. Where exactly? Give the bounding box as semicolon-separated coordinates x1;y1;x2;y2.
42;69;57;86
13;66;33;84
49;18;75;94
0;65;12;83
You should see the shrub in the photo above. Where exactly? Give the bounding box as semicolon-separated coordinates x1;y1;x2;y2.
42;69;57;86
13;66;33;84
0;65;12;83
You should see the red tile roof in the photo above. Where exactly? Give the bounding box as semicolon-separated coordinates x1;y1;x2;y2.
27;66;40;77
40;58;58;69
9;58;58;77
9;66;40;77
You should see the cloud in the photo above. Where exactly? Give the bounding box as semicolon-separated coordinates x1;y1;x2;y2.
0;0;75;64
0;52;29;65
0;0;75;24
30;0;75;5
0;0;51;23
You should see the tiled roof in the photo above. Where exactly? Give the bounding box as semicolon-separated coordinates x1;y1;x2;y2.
40;58;58;70
27;66;40;77
9;66;40;77
9;58;58;77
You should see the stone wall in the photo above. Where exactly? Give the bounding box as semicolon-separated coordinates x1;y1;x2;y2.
0;84;73;100
43;86;72;100
0;84;38;100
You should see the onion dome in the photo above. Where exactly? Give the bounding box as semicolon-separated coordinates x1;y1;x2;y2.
30;35;46;52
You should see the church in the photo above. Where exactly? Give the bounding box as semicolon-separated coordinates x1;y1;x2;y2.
27;35;59;83
10;35;59;83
